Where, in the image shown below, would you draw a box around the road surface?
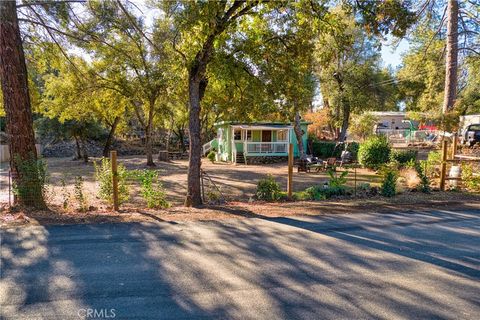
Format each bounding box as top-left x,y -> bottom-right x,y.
1,209 -> 479,319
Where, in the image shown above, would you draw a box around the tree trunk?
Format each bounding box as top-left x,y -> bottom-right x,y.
333,72 -> 349,142
102,116 -> 120,157
442,0 -> 458,115
338,101 -> 350,142
185,76 -> 204,207
293,111 -> 306,159
73,135 -> 82,160
80,137 -> 88,163
145,101 -> 155,166
0,1 -> 45,207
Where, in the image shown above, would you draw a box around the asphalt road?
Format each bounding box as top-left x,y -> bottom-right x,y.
1,209 -> 479,320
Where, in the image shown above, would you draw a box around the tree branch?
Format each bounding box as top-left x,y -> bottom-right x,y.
16,0 -> 86,8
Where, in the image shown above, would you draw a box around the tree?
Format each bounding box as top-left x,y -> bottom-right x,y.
442,0 -> 459,114
0,1 -> 45,207
303,109 -> 330,139
167,1 -> 261,206
315,8 -> 397,142
349,112 -> 378,141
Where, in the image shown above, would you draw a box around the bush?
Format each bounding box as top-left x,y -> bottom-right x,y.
207,150 -> 216,163
12,155 -> 48,207
136,170 -> 170,208
461,164 -> 480,192
74,176 -> 88,211
301,184 -> 347,200
311,141 -> 360,160
390,149 -> 417,165
379,165 -> 398,197
412,161 -> 430,193
327,169 -> 348,188
94,158 -> 130,205
256,174 -> 281,201
358,135 -> 391,169
424,151 -> 442,178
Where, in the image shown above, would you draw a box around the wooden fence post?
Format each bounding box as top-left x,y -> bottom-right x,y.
439,140 -> 448,191
451,134 -> 458,160
110,150 -> 119,211
287,143 -> 293,199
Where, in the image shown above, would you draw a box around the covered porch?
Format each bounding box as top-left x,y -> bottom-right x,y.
231,125 -> 292,163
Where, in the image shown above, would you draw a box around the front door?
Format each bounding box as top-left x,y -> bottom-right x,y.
262,130 -> 272,142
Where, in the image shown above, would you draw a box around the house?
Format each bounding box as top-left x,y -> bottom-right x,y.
369,111 -> 411,130
206,121 -> 310,164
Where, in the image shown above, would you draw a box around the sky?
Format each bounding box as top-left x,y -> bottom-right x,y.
381,38 -> 410,69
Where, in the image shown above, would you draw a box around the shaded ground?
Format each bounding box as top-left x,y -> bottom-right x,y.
0,156 -> 380,208
1,208 -> 479,319
2,156 -> 479,228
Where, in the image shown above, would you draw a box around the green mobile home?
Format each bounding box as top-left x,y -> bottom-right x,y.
203,121 -> 310,164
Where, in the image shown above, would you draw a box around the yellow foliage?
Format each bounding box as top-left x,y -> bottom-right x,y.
303,109 -> 330,137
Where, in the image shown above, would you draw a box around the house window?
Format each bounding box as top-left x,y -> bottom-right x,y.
277,129 -> 288,141
233,129 -> 242,141
245,130 -> 252,141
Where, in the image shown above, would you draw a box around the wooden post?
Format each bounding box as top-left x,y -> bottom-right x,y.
200,169 -> 205,203
439,140 -> 448,191
287,143 -> 293,199
354,165 -> 357,198
451,134 -> 458,160
110,150 -> 119,211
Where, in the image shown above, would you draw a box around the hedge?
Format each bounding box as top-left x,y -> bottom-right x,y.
311,141 -> 360,160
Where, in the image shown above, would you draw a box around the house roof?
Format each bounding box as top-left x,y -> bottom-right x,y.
368,111 -> 406,117
214,121 -> 312,127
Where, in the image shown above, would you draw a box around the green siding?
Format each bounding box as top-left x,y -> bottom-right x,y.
213,122 -> 310,162
235,142 -> 243,152
252,130 -> 261,142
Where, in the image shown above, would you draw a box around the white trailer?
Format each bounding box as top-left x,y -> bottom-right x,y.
459,115 -> 480,146
459,115 -> 480,131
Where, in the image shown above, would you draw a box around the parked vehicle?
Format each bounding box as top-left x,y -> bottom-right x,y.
460,124 -> 480,147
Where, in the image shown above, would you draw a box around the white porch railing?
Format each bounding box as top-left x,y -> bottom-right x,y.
244,142 -> 288,154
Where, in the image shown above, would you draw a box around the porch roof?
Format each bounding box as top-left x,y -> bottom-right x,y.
214,121 -> 312,128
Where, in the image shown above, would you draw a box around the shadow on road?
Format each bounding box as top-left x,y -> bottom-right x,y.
1,209 -> 479,319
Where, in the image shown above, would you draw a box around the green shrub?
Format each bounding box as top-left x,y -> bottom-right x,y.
379,165 -> 398,197
312,141 -> 337,158
461,164 -> 480,192
256,174 -> 281,201
390,149 -> 417,165
207,150 -> 216,163
358,135 -> 391,169
74,176 -> 88,211
12,155 -> 48,207
311,141 -> 360,160
303,184 -> 347,200
413,161 -> 430,193
327,169 -> 348,188
424,151 -> 442,178
136,170 -> 170,208
94,158 -> 130,205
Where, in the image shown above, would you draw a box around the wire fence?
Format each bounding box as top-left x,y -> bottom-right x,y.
376,129 -> 444,146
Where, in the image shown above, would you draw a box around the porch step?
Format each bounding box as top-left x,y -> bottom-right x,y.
236,152 -> 245,164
